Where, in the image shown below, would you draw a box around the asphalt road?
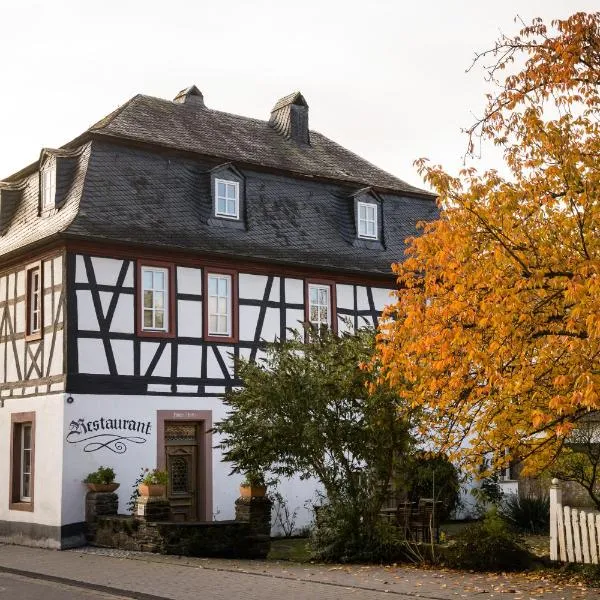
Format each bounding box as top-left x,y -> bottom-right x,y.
0,572 -> 134,599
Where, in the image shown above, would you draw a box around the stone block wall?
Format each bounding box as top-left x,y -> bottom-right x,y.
93,517 -> 269,558
85,492 -> 272,558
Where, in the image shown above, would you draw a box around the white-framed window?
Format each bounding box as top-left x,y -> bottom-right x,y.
141,266 -> 169,331
41,168 -> 56,209
308,283 -> 331,328
215,179 -> 239,219
207,273 -> 232,336
357,201 -> 378,239
26,266 -> 42,336
20,423 -> 32,502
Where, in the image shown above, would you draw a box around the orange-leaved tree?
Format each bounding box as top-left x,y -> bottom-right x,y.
376,12 -> 600,477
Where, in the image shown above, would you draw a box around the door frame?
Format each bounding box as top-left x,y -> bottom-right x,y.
156,410 -> 213,521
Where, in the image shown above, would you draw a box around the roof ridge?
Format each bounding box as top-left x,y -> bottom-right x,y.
85,92 -> 433,197
89,94 -> 143,132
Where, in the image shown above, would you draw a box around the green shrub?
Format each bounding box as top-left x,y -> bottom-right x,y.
310,502 -> 408,563
500,493 -> 550,534
142,468 -> 168,486
83,465 -> 116,484
405,453 -> 460,521
443,509 -> 533,571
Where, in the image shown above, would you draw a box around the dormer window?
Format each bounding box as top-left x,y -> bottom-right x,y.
215,179 -> 239,219
357,201 -> 377,239
41,167 -> 56,210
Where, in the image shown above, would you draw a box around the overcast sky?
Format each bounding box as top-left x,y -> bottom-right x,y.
0,1 -> 596,188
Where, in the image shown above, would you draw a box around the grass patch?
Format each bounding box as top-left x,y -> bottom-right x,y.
268,537 -> 311,562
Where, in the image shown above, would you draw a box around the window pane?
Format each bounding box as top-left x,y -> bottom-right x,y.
217,181 -> 226,197
22,474 -> 30,498
208,276 -> 217,295
217,297 -> 227,314
143,270 -> 153,289
218,277 -> 228,296
310,306 -> 318,322
155,291 -> 165,309
208,296 -> 217,314
154,271 -> 165,290
209,315 -> 218,333
219,315 -> 228,333
321,306 -> 328,322
23,449 -> 31,472
227,198 -> 236,215
143,290 -> 153,309
155,311 -> 164,329
23,425 -> 31,449
310,287 -> 318,303
144,310 -> 153,328
319,288 -> 328,305
359,204 -> 366,219
218,197 -> 227,214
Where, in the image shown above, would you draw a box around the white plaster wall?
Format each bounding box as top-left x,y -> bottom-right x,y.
371,287 -> 393,312
61,393 -> 319,532
336,284 -> 354,310
0,394 -> 65,528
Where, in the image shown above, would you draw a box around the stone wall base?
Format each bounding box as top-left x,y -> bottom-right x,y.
93,517 -> 270,558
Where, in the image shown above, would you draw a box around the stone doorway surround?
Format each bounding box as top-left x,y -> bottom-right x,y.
155,410 -> 213,521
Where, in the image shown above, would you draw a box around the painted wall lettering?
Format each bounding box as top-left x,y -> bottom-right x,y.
66,417 -> 150,453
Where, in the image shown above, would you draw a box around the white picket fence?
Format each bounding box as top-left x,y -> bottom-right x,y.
550,478 -> 600,563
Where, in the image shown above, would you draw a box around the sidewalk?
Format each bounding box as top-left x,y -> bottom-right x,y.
0,543 -> 595,599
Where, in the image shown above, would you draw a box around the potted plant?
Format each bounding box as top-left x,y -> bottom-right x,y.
83,466 -> 119,493
240,471 -> 267,498
138,468 -> 168,497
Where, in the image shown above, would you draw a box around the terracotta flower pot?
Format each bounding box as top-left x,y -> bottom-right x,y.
85,483 -> 120,493
240,484 -> 267,498
138,483 -> 166,497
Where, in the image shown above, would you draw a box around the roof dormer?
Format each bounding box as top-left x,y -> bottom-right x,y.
350,187 -> 384,248
0,182 -> 22,235
39,148 -> 79,214
208,163 -> 246,230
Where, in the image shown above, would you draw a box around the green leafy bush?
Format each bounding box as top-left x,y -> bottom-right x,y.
443,509 -> 533,571
500,493 -> 550,534
405,453 -> 460,521
83,466 -> 116,484
142,468 -> 168,486
310,501 -> 408,563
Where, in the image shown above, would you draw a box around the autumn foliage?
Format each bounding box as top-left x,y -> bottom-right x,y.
376,13 -> 600,476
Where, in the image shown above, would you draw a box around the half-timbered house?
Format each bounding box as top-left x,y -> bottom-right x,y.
0,86 -> 436,548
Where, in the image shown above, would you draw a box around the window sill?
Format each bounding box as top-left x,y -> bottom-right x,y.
204,333 -> 238,344
137,329 -> 175,339
9,501 -> 34,512
25,331 -> 43,342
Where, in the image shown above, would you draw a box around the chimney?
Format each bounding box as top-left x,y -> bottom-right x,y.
173,85 -> 205,107
269,92 -> 310,144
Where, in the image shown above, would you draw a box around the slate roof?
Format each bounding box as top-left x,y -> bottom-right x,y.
87,93 -> 432,196
0,88 -> 438,275
64,142 -> 438,275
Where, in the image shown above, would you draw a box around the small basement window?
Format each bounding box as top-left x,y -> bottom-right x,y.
357,202 -> 378,239
214,179 -> 239,219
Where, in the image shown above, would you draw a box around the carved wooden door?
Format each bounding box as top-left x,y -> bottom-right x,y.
164,422 -> 200,521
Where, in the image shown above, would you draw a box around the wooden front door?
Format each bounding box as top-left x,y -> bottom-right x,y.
164,421 -> 202,521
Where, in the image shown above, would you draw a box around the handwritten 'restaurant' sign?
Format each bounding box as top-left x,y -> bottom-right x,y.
66,417 -> 151,454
